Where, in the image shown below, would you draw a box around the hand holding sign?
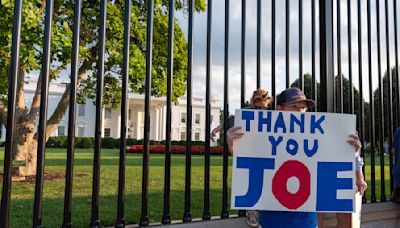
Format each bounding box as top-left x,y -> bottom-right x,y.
231,110 -> 357,213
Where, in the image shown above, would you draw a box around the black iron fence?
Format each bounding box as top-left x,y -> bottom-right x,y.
1,0 -> 399,227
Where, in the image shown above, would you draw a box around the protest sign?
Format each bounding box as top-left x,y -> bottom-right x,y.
231,109 -> 357,212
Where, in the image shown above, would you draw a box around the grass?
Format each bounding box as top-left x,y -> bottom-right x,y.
0,149 -> 234,227
0,149 -> 393,227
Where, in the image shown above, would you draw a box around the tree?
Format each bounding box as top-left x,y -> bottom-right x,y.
0,0 -> 206,177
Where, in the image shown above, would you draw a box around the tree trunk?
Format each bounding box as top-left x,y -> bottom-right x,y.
11,121 -> 37,177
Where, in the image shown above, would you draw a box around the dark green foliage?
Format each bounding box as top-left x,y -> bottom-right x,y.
46,136 -> 68,148
101,137 -> 118,149
76,137 -> 94,148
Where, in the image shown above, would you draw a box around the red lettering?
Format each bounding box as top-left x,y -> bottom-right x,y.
272,160 -> 311,209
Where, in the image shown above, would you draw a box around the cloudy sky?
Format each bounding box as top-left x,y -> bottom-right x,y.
173,0 -> 400,113
31,0 -> 400,114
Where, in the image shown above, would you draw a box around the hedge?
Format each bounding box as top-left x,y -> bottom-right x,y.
128,145 -> 225,155
45,136 -> 209,149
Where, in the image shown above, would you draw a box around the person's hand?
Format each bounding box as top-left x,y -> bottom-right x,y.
210,129 -> 217,142
226,126 -> 244,150
347,133 -> 362,152
356,178 -> 368,196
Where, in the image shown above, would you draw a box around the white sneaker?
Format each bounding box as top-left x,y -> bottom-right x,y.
246,210 -> 259,227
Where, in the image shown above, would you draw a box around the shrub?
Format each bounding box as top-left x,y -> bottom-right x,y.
46,136 -> 67,148
126,138 -> 137,146
101,137 -> 118,149
76,137 -> 93,148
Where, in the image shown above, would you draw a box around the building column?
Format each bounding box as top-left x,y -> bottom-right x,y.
101,108 -> 105,138
154,108 -> 159,141
136,111 -> 141,139
161,105 -> 166,140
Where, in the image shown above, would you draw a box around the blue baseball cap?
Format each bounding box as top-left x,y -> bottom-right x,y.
277,87 -> 315,108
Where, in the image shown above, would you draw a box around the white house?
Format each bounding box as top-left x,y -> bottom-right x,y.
0,81 -> 221,143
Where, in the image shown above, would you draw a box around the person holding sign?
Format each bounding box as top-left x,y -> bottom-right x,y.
227,87 -> 366,228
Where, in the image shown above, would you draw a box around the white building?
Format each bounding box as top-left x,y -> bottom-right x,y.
0,81 -> 221,142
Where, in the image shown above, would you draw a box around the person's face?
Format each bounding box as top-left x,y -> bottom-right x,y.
277,101 -> 308,112
252,97 -> 270,108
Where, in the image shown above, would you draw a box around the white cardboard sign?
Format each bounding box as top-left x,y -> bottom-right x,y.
231,109 -> 356,212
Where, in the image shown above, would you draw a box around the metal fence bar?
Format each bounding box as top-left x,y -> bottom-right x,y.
222,0 -> 230,219
376,0 -> 387,202
257,0 -> 261,88
312,0 -> 317,111
384,0 -> 394,195
286,0 -> 290,88
139,0 -> 154,225
299,0 -> 304,90
367,0 -> 377,203
32,0 -> 54,226
357,0 -> 367,203
272,0 -> 276,109
241,0 -> 246,108
203,0 -> 212,220
394,0 -> 400,129
0,0 -> 23,226
115,0 -> 131,226
348,0 -> 354,114
337,0 -> 343,113
183,0 -> 194,223
62,0 -> 82,227
319,0 -> 335,112
90,0 -> 107,226
162,0 -> 174,225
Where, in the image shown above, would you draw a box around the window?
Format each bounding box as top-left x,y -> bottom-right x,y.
104,128 -> 111,137
105,108 -> 112,119
128,109 -> 131,120
181,113 -> 186,123
58,126 -> 65,136
77,127 -> 85,137
195,113 -> 200,124
78,104 -> 85,116
181,131 -> 186,140
195,132 -> 200,140
211,115 -> 214,123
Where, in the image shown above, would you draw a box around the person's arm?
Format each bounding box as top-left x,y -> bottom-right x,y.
211,124 -> 223,141
392,148 -> 396,155
356,170 -> 367,195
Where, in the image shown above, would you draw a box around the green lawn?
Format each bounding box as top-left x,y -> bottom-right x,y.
0,149 -> 235,227
0,149 -> 393,227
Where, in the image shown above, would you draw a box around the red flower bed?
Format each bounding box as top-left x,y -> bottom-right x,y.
128,144 -> 226,155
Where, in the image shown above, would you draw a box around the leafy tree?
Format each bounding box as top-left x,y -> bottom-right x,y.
0,0 -> 205,176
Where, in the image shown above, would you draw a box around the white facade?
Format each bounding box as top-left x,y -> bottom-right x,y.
0,81 -> 221,142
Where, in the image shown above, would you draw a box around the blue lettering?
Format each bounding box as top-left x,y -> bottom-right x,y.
235,157 -> 275,207
286,139 -> 299,156
268,136 -> 283,156
258,111 -> 272,132
317,162 -> 353,211
242,111 -> 254,131
274,112 -> 287,133
290,113 -> 305,133
311,115 -> 325,134
304,139 -> 318,157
